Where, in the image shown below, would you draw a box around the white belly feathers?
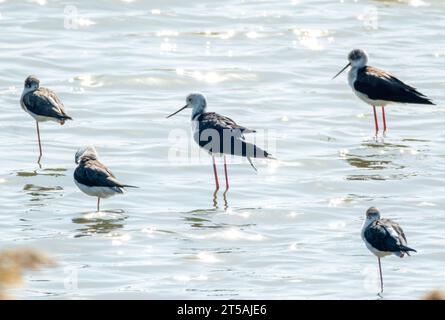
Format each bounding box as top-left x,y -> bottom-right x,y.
75,180 -> 123,199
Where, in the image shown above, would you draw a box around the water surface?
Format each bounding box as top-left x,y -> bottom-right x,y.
0,0 -> 444,299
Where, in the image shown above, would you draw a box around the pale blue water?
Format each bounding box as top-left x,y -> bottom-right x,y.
0,0 -> 444,299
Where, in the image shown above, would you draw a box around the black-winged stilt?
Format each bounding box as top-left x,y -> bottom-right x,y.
361,207 -> 416,293
74,146 -> 137,212
333,49 -> 434,135
20,75 -> 73,163
167,93 -> 274,191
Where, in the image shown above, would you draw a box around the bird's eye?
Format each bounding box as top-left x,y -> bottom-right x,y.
188,98 -> 192,102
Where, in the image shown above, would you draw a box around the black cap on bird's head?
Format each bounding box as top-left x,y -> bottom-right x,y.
24,75 -> 40,89
166,93 -> 207,119
365,207 -> 380,220
332,49 -> 369,79
348,49 -> 368,64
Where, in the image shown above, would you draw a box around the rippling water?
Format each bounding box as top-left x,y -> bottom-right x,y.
0,0 -> 444,299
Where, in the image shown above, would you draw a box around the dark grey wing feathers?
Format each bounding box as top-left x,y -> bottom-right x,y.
364,219 -> 416,253
196,112 -> 271,158
74,159 -> 126,188
354,66 -> 434,105
381,218 -> 407,245
23,87 -> 72,120
199,112 -> 256,135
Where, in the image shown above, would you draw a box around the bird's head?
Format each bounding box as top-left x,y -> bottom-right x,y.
348,49 -> 368,68
75,145 -> 98,164
24,75 -> 40,91
332,49 -> 369,79
166,93 -> 207,119
365,207 -> 381,221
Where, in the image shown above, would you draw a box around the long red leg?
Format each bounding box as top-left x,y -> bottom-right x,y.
378,257 -> 384,293
373,106 -> 379,135
97,197 -> 100,212
212,156 -> 219,191
382,107 -> 387,133
223,156 -> 229,190
36,121 -> 43,161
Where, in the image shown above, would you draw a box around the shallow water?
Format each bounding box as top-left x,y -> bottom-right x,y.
0,0 -> 444,299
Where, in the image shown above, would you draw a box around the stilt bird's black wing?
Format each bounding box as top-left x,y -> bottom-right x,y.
74,157 -> 126,189
354,66 -> 434,105
364,219 -> 416,253
23,87 -> 72,120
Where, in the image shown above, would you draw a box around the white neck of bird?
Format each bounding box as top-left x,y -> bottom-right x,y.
21,86 -> 36,98
191,104 -> 206,120
362,216 -> 379,229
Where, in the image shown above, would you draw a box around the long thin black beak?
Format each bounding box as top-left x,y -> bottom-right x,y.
166,105 -> 188,118
332,62 -> 351,80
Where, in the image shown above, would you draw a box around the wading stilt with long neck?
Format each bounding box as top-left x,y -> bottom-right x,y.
167,93 -> 274,192
333,49 -> 434,136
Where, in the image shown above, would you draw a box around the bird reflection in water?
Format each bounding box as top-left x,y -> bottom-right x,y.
23,184 -> 63,206
16,167 -> 66,178
72,210 -> 127,238
212,189 -> 229,210
361,140 -> 410,150
184,215 -> 220,229
343,156 -> 392,170
183,190 -> 229,229
340,138 -> 424,181
342,139 -> 412,170
18,168 -> 66,206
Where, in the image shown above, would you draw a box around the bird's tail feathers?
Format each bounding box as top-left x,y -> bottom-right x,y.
416,97 -> 435,105
401,245 -> 417,255
409,90 -> 435,105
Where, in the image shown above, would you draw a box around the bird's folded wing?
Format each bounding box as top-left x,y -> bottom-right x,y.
364,220 -> 404,252
380,218 -> 408,245
199,112 -> 255,139
75,160 -> 125,188
354,66 -> 430,102
23,88 -> 70,119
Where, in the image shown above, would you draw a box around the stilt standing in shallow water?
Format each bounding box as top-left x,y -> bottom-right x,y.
20,75 -> 73,164
361,207 -> 416,293
74,146 -> 138,212
333,49 -> 434,136
167,93 -> 275,191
